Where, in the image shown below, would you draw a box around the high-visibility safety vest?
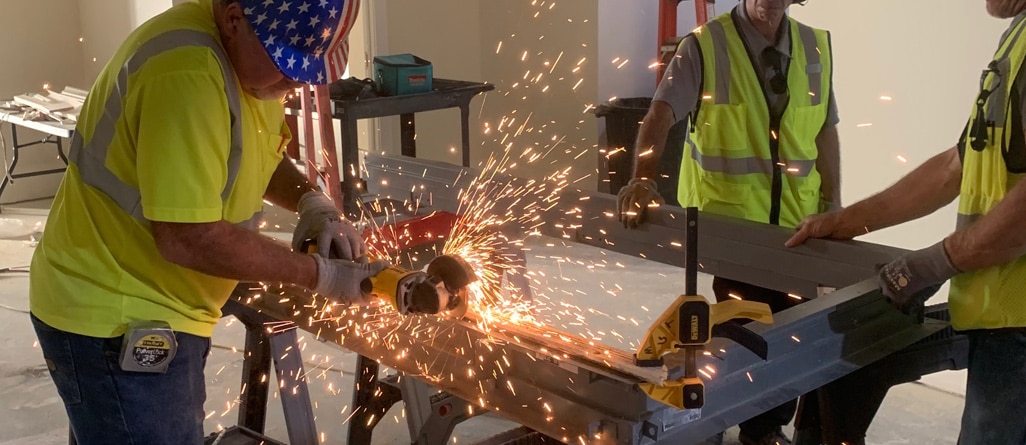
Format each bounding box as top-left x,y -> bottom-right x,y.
678,11 -> 832,228
950,13 -> 1026,331
30,0 -> 289,339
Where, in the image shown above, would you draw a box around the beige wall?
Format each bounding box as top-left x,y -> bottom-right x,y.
371,0 -> 483,166
372,1 -> 597,187
1,1 -> 170,206
0,0 -> 86,205
477,0 -> 598,186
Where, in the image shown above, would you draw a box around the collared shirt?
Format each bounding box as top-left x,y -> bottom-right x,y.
654,3 -> 839,127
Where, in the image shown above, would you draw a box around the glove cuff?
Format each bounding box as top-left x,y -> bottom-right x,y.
931,240 -> 962,276
298,191 -> 337,214
310,254 -> 332,296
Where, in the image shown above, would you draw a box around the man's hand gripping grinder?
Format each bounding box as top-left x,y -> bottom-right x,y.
304,239 -> 476,317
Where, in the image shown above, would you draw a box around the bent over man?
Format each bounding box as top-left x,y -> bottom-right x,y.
29,1 -> 383,443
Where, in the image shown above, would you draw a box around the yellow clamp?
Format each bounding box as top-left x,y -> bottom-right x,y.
635,294 -> 773,410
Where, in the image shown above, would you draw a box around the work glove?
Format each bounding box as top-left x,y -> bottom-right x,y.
292,191 -> 366,261
311,254 -> 389,306
877,241 -> 961,310
617,178 -> 664,229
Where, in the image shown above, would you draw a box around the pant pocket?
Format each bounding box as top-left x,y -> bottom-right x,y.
30,315 -> 83,406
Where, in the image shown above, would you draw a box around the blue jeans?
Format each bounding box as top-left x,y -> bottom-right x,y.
959,328 -> 1026,445
31,313 -> 210,445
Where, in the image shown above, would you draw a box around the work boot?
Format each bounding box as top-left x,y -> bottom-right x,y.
739,428 -> 792,445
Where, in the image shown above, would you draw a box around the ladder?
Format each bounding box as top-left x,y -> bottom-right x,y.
657,0 -> 716,83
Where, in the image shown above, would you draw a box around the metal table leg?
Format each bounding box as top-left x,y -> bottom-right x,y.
348,354 -> 403,443
0,124 -> 69,210
400,112 -> 416,158
237,320 -> 272,433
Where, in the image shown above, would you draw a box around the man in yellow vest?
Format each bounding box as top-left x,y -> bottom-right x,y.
786,2 -> 1026,443
617,1 -> 840,444
28,1 -> 386,443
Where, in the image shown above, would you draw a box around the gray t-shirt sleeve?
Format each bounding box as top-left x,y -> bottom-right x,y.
653,35 -> 703,124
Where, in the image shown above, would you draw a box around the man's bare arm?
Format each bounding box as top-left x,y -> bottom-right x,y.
631,100 -> 677,180
152,220 -> 318,291
815,125 -> 842,207
264,156 -> 319,212
946,161 -> 1026,271
787,147 -> 962,246
849,147 -> 962,232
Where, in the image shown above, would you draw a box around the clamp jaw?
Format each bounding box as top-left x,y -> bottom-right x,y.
633,208 -> 774,410
635,294 -> 772,409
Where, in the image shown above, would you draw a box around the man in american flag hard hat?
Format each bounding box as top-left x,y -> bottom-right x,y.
28,1 -> 384,443
241,0 -> 360,85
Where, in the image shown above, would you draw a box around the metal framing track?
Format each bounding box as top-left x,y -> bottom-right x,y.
230,154 -> 955,444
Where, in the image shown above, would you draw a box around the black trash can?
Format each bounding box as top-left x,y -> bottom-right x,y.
593,97 -> 684,206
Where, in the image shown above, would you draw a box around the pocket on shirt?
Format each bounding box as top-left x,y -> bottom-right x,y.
695,104 -> 748,153
262,132 -> 287,175
698,175 -> 752,219
783,106 -> 823,159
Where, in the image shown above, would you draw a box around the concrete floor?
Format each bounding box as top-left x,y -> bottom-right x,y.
0,205 -> 967,444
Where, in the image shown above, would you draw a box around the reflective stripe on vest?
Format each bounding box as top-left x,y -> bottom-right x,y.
688,143 -> 816,177
68,29 -> 244,224
950,12 -> 1026,330
705,20 -> 733,105
680,13 -> 831,228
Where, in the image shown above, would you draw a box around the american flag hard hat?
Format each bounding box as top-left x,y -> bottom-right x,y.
241,0 -> 360,85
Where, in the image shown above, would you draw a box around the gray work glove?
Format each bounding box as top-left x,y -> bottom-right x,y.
311,254 -> 389,306
617,178 -> 665,229
877,241 -> 961,309
292,191 -> 366,261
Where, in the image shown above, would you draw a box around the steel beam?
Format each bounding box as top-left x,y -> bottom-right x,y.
220,155 -> 955,444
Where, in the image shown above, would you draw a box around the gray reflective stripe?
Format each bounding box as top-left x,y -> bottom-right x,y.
796,23 -> 822,106
69,29 -> 244,222
706,20 -> 732,105
70,132 -> 147,220
690,144 -> 816,177
957,213 -> 982,228
999,14 -> 1026,59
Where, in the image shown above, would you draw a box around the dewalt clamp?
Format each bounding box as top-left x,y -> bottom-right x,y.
634,208 -> 773,410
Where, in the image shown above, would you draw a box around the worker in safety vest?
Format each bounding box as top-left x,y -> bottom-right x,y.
28,1 -> 385,443
787,1 -> 1026,444
617,1 -> 841,444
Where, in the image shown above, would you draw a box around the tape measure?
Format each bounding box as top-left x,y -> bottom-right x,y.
119,320 -> 178,373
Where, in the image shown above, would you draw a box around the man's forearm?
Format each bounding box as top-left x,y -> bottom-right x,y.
816,125 -> 842,206
946,175 -> 1026,271
844,147 -> 962,234
632,100 -> 676,179
153,220 -> 318,291
265,156 -> 319,212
